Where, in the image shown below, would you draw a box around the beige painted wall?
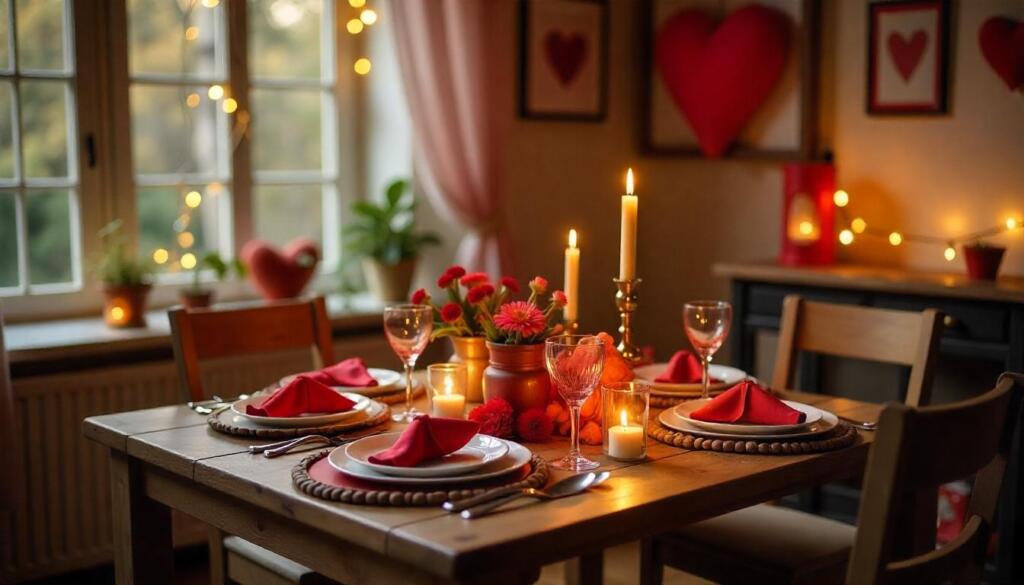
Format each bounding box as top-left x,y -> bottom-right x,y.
499,0 -> 1023,360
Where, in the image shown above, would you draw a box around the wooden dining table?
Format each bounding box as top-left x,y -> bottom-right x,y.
83,387 -> 883,585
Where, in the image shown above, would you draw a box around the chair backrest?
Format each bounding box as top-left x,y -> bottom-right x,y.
847,372 -> 1024,585
169,297 -> 335,401
771,295 -> 943,407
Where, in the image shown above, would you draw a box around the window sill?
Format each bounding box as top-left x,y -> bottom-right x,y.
5,293 -> 387,372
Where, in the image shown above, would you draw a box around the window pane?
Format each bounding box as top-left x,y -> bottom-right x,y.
0,1 -> 11,72
15,0 -> 66,72
254,183 -> 322,247
20,80 -> 69,178
138,184 -> 225,272
128,0 -> 223,78
0,82 -> 14,179
251,88 -> 321,171
249,0 -> 322,81
26,189 -> 72,285
131,84 -> 222,175
0,192 -> 16,287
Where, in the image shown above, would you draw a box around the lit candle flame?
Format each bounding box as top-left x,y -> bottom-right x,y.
443,376 -> 453,396
568,228 -> 578,249
620,409 -> 628,427
625,168 -> 634,195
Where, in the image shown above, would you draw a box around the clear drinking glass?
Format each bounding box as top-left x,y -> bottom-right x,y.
383,304 -> 433,423
683,301 -> 733,400
545,335 -> 605,471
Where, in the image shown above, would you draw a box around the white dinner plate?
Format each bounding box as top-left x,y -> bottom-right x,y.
231,392 -> 371,428
673,399 -> 823,435
329,439 -> 531,485
658,407 -> 838,440
345,433 -> 509,478
280,368 -> 403,397
634,363 -> 747,396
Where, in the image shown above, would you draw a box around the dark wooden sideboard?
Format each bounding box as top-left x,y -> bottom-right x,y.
714,261 -> 1024,585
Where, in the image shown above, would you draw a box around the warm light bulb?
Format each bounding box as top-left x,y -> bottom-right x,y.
851,217 -> 866,234
620,409 -> 628,427
839,229 -> 854,245
354,58 -> 372,75
201,0 -> 219,7
626,168 -> 634,195
798,221 -> 814,236
181,253 -> 197,269
178,232 -> 195,248
110,306 -> 125,321
222,98 -> 238,113
185,190 -> 202,208
1008,217 -> 1020,230
207,85 -> 224,100
568,228 -> 577,249
152,248 -> 169,264
349,0 -> 365,6
360,9 -> 378,25
346,18 -> 364,34
889,232 -> 903,246
185,92 -> 201,108
944,245 -> 957,262
207,182 -> 223,194
185,26 -> 199,41
833,189 -> 849,208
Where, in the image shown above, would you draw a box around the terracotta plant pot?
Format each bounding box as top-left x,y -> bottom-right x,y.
102,284 -> 152,328
180,289 -> 214,309
963,245 -> 1006,281
362,258 -> 416,302
449,336 -> 488,403
482,342 -> 551,414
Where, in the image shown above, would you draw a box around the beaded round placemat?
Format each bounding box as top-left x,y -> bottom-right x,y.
648,421 -> 858,455
292,450 -> 550,506
208,398 -> 392,438
650,395 -> 699,408
371,385 -> 426,405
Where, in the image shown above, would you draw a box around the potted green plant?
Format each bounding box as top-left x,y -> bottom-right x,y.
95,220 -> 153,328
344,178 -> 440,302
180,252 -> 246,309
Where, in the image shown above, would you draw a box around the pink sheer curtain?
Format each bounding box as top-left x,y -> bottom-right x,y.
391,0 -> 515,277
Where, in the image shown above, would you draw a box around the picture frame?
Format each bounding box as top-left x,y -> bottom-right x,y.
867,0 -> 950,115
519,0 -> 609,121
640,0 -> 820,159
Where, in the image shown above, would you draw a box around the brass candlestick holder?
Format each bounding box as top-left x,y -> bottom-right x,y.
563,319 -> 580,334
613,278 -> 643,364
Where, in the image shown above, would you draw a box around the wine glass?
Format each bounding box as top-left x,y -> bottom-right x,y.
683,301 -> 732,400
545,334 -> 604,471
383,304 -> 433,422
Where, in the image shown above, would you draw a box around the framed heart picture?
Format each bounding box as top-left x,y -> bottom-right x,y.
519,0 -> 609,121
867,0 -> 950,115
641,0 -> 820,159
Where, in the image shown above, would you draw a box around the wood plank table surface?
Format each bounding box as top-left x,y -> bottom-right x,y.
83,382 -> 883,585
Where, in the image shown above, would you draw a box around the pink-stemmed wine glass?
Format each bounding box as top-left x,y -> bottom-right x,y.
545,335 -> 604,471
383,304 -> 433,422
683,301 -> 732,400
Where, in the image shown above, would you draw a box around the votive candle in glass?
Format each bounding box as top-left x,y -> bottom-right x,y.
427,363 -> 467,419
602,381 -> 649,461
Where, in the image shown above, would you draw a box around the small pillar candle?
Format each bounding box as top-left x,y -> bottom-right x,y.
607,410 -> 645,460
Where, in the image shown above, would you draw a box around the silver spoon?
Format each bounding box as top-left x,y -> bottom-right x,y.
838,415 -> 878,431
460,471 -> 610,519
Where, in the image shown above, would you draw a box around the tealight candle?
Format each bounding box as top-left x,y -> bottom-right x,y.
602,381 -> 649,461
427,363 -> 467,419
432,377 -> 466,418
608,410 -> 644,460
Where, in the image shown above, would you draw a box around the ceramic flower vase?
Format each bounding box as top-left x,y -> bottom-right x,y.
482,342 -> 551,414
963,245 -> 1006,281
449,336 -> 488,402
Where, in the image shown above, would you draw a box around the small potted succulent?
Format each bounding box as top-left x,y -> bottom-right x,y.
962,240 -> 1006,281
95,220 -> 153,328
180,252 -> 246,309
344,178 -> 440,302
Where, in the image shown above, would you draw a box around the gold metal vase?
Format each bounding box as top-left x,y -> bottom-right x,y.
448,336 -> 488,403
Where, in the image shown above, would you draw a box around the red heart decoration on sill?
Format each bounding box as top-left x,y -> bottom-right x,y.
655,4 -> 790,158
241,238 -> 320,301
979,16 -> 1024,91
888,30 -> 928,82
544,30 -> 588,86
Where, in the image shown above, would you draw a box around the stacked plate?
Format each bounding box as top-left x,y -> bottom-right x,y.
280,369 -> 422,399
634,363 -> 748,397
231,391 -> 375,428
329,433 -> 532,485
659,398 -> 839,440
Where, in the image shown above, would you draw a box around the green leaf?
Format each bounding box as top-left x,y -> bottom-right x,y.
385,179 -> 409,208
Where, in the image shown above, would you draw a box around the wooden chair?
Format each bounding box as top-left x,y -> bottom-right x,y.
169,297 -> 339,585
641,295 -> 944,585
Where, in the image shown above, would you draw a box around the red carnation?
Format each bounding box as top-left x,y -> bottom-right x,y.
466,283 -> 495,303
516,408 -> 554,442
437,265 -> 467,288
440,302 -> 463,323
551,290 -> 567,307
468,398 -> 515,438
460,272 -> 489,287
500,276 -> 520,293
410,288 -> 429,305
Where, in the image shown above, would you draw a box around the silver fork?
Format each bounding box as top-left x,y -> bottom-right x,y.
838,416 -> 878,431
250,429 -> 387,458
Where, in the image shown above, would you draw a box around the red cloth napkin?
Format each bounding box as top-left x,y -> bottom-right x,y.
690,381 -> 806,425
368,416 -> 480,467
302,357 -> 378,387
246,375 -> 356,417
656,350 -> 720,383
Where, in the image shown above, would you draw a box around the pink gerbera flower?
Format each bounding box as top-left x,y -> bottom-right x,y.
493,301 -> 547,337
460,272 -> 490,287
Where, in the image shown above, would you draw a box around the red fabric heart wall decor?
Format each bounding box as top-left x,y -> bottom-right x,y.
544,31 -> 588,86
979,16 -> 1024,90
241,238 -> 320,301
655,4 -> 790,158
888,30 -> 928,81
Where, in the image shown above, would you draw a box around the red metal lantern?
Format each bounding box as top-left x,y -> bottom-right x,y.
779,162 -> 836,266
